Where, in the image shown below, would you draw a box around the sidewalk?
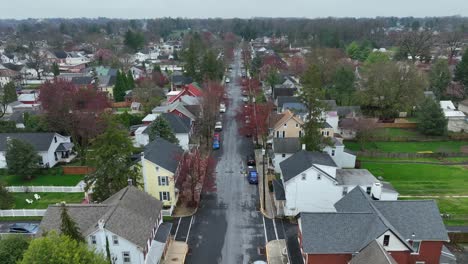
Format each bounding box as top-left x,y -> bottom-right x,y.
266,239 -> 289,264
163,239 -> 188,264
255,149 -> 275,219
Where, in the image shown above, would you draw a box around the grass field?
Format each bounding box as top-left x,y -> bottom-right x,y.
13,192 -> 85,209
360,162 -> 468,196
359,156 -> 468,163
400,197 -> 468,226
0,174 -> 83,186
346,141 -> 467,153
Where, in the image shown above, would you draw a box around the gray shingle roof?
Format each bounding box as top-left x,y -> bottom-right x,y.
279,150 -> 337,182
273,138 -> 301,154
272,179 -> 285,200
350,240 -> 397,264
337,106 -> 361,117
39,186 -> 163,249
277,96 -> 301,108
154,222 -> 172,243
336,169 -> 379,186
144,137 -> 183,173
161,113 -> 191,134
0,133 -> 56,151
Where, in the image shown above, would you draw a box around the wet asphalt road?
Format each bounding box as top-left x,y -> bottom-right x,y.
184,50 -> 267,264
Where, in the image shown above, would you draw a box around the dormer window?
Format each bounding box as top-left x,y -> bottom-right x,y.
411,240 -> 421,254
383,235 -> 390,246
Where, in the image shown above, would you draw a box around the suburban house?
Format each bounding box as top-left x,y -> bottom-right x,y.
270,110 -> 304,139
0,67 -> 18,86
275,150 -> 398,216
297,187 -> 451,264
459,99 -> 468,114
39,186 -> 172,264
167,83 -> 202,103
171,72 -> 192,91
135,113 -> 192,150
322,137 -> 356,168
0,133 -> 74,168
271,138 -> 301,173
142,138 -> 184,211
152,101 -> 196,121
440,100 -> 468,132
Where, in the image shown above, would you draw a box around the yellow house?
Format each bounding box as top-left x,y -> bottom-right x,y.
142,138 -> 184,209
272,110 -> 304,138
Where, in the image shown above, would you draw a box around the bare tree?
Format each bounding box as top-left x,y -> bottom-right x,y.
443,31 -> 463,64
399,30 -> 434,63
26,49 -> 47,80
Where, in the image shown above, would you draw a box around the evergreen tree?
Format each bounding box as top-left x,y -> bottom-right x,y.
416,98 -> 448,136
430,59 -> 451,99
113,70 -> 126,102
331,66 -> 355,105
147,116 -> 179,144
60,203 -> 84,242
0,235 -> 30,264
0,182 -> 14,209
6,139 -> 41,180
3,81 -> 18,106
127,70 -> 135,89
84,119 -> 141,202
153,64 -> 161,73
300,65 -> 326,151
52,62 -> 60,77
454,49 -> 468,93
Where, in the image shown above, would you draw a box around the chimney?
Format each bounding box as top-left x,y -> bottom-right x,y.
98,219 -> 105,229
302,144 -> 306,150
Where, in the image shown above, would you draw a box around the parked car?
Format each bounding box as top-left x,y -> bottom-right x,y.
213,139 -> 220,150
214,132 -> 220,141
9,223 -> 39,234
247,166 -> 258,184
247,155 -> 256,166
220,103 -> 226,113
242,96 -> 249,103
215,121 -> 223,131
225,77 -> 230,83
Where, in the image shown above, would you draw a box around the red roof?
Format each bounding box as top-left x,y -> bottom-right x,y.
168,83 -> 202,103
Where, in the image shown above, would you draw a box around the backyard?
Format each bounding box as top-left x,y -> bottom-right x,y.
347,140 -> 468,153
0,174 -> 83,186
12,192 -> 85,209
399,197 -> 468,226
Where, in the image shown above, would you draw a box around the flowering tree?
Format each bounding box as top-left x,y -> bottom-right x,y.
236,102 -> 273,145
39,80 -> 110,164
197,81 -> 225,148
176,149 -> 217,207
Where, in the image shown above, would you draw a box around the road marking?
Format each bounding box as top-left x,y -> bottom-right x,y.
262,216 -> 268,244
272,218 -> 279,240
174,217 -> 182,239
185,215 -> 194,243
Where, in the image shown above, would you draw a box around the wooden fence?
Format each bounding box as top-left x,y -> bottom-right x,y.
375,122 -> 418,129
0,209 -> 46,217
6,185 -> 85,193
62,166 -> 95,175
112,101 -> 131,108
449,232 -> 468,243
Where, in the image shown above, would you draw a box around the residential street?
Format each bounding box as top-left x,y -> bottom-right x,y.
184,50 -> 267,263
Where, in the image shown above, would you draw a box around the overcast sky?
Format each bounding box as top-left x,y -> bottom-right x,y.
1,0 -> 467,19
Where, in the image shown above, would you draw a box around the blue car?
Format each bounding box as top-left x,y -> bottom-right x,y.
213,139 -> 220,149
9,223 -> 39,234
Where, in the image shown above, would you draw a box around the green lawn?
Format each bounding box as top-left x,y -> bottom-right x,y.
360,162 -> 468,195
346,141 -> 468,153
116,107 -> 131,112
400,197 -> 468,226
359,156 -> 468,163
13,192 -> 85,209
1,174 -> 83,186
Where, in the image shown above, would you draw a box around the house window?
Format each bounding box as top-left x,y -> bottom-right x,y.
331,150 -> 335,156
342,187 -> 348,196
321,131 -> 324,136
295,123 -> 299,128
122,252 -> 131,263
158,176 -> 169,186
317,174 -> 321,180
283,123 -> 287,127
412,241 -> 421,254
282,154 -> 286,158
282,131 -> 285,138
366,186 -> 372,195
54,136 -> 57,143
301,173 -> 306,180
276,131 -> 279,138
383,235 -> 390,246
90,235 -> 97,244
326,131 -> 330,136
299,131 -> 302,137
159,191 -> 171,201
112,235 -> 118,246
155,166 -> 159,171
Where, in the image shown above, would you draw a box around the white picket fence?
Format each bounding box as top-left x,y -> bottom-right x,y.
0,209 -> 46,217
6,186 -> 84,193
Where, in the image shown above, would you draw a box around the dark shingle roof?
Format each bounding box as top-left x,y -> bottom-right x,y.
154,222 -> 172,243
161,113 -> 191,134
272,179 -> 285,200
144,137 -> 183,173
273,87 -> 296,99
350,240 -> 397,264
71,76 -> 93,86
53,51 -> 68,59
279,150 -> 337,182
277,96 -> 301,108
273,138 -> 301,154
0,133 -> 56,151
39,186 -> 163,249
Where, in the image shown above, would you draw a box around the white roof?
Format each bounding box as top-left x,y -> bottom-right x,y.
440,100 -> 456,110
134,126 -> 148,135
18,93 -> 38,102
142,114 -> 158,122
443,110 -> 466,118
167,90 -> 180,96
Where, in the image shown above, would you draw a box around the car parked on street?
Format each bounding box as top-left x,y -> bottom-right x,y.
215,121 -> 223,131
9,223 -> 39,234
247,155 -> 256,166
220,103 -> 226,113
247,166 -> 258,184
213,138 -> 220,149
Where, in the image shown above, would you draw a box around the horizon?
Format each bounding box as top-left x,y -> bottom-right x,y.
1,0 -> 467,20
